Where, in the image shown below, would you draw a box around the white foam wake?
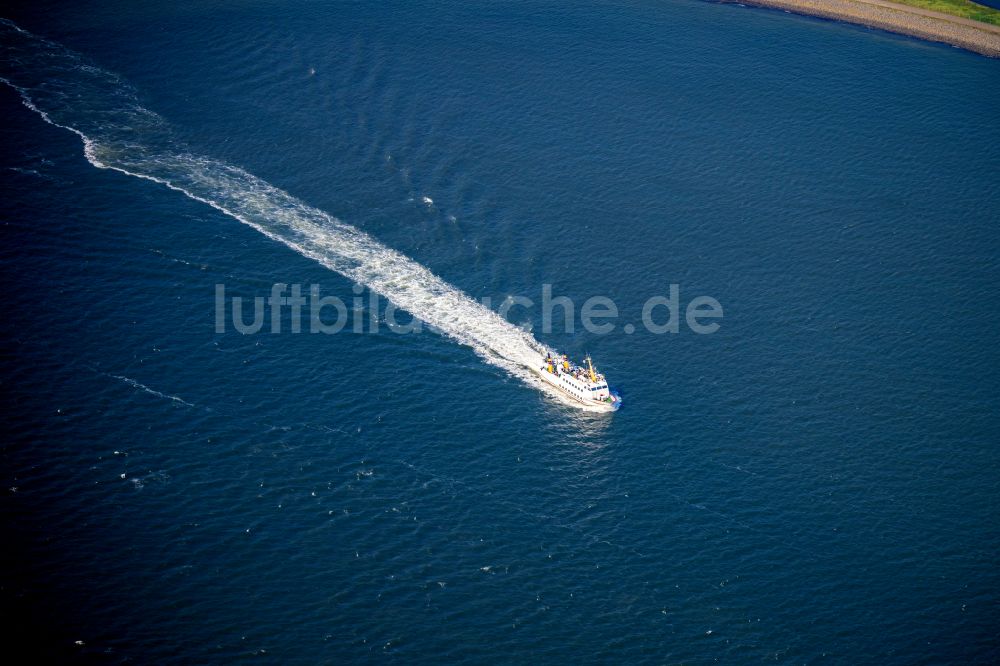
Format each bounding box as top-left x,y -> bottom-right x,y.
110,375 -> 195,408
1,20 -> 608,412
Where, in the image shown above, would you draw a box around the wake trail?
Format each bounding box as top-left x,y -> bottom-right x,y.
109,375 -> 196,408
0,20 -> 600,412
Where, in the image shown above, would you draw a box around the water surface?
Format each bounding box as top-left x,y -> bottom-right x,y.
2,1 -> 999,663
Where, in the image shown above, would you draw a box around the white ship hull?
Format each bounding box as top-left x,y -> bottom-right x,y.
532,355 -> 621,412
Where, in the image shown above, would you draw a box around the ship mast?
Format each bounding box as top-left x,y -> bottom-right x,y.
585,355 -> 597,382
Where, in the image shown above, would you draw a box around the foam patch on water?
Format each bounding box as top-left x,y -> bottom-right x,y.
1,20 -> 609,412
110,375 -> 195,407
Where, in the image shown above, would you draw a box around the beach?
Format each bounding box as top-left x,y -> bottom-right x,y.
737,0 -> 1000,56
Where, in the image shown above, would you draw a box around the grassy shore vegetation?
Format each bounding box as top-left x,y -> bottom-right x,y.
889,0 -> 1000,25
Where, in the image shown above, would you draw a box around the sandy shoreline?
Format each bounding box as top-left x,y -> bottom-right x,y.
733,0 -> 1000,57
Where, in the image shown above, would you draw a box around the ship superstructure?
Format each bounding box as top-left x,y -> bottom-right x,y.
534,352 -> 621,411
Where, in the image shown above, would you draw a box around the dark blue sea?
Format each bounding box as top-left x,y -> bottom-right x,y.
2,1 -> 999,663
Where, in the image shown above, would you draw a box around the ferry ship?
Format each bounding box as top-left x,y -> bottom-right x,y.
534,352 -> 621,412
